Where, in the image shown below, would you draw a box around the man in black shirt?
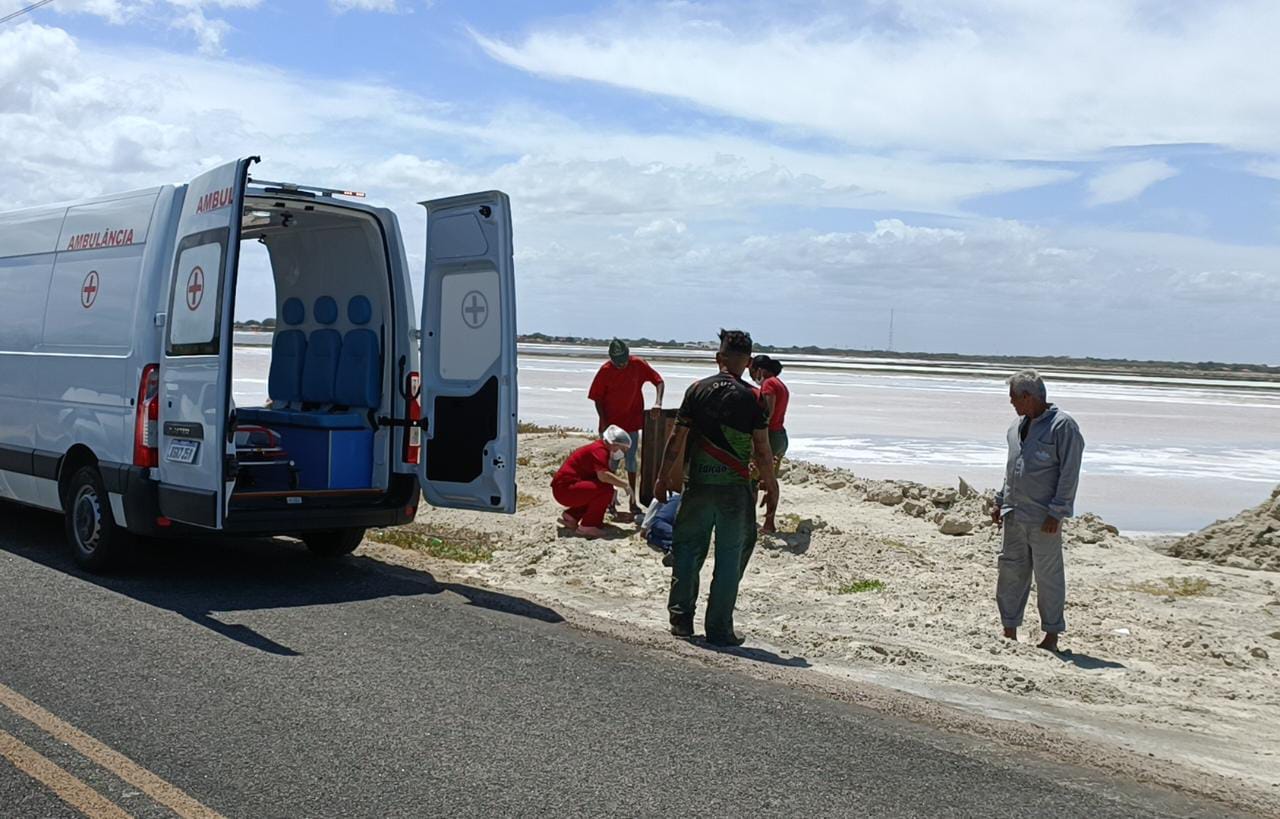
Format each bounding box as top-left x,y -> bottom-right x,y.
655,329 -> 779,646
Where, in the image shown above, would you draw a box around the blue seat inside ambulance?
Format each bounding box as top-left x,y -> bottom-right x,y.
266,296 -> 307,401
237,295 -> 381,490
335,295 -> 380,409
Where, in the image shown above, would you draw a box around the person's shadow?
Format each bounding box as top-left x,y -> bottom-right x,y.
1050,649 -> 1126,670
697,639 -> 811,668
758,529 -> 812,555
2,505 -> 563,658
556,523 -> 634,541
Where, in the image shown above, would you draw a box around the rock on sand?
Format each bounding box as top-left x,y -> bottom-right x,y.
1163,485 -> 1280,572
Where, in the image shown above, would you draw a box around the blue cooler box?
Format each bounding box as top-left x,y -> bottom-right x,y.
278,427 -> 374,490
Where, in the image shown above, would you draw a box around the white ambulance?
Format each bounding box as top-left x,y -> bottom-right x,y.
0,157 -> 517,570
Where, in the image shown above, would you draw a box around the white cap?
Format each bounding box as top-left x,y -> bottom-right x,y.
602,425 -> 632,448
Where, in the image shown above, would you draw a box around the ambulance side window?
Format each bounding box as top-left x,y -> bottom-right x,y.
166,228 -> 227,356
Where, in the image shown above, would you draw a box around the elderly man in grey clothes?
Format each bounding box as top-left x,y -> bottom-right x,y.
990,369 -> 1085,652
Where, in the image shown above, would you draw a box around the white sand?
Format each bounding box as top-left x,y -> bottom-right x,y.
362,432 -> 1280,809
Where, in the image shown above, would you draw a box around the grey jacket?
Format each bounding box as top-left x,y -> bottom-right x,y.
995,405 -> 1085,523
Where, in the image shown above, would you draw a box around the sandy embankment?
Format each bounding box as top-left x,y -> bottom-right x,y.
362,432 -> 1280,811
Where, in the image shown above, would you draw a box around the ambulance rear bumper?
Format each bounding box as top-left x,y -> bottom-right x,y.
116,471 -> 418,537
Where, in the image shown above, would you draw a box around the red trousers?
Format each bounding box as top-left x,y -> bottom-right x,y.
552,480 -> 614,527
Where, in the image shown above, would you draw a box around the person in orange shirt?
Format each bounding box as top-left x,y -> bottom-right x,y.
587,339 -> 665,517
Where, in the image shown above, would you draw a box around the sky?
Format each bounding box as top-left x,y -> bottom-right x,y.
1,0 -> 1278,363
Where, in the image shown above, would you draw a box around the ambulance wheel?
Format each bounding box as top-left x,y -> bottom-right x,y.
303,527 -> 365,557
64,466 -> 129,572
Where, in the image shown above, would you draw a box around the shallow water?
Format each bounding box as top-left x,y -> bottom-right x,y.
232,341 -> 1280,534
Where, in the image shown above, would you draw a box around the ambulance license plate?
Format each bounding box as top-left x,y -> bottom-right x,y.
165,440 -> 200,464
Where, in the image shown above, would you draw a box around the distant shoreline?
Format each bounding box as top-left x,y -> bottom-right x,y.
512,340 -> 1280,390
517,332 -> 1280,380
231,326 -> 1280,389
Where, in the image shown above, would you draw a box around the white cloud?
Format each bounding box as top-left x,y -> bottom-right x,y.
168,9 -> 230,54
33,1 -> 132,23
353,117 -> 1077,218
330,0 -> 398,12
1086,159 -> 1178,205
0,21 -> 407,199
1248,159 -> 1280,181
0,0 -> 262,53
0,11 -> 1076,217
328,0 -> 434,12
517,213 -> 1280,359
1169,269 -> 1275,303
634,218 -> 686,239
473,1 -> 1280,158
0,19 -> 1276,361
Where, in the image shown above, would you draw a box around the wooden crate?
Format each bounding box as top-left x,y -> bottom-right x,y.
638,409 -> 678,507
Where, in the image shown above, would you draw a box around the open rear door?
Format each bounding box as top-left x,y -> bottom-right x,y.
418,191 -> 517,513
157,156 -> 256,528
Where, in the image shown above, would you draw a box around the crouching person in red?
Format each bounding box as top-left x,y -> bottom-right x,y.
552,426 -> 634,538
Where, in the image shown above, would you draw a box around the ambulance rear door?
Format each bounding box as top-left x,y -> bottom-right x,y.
417,191 -> 517,513
157,156 -> 256,528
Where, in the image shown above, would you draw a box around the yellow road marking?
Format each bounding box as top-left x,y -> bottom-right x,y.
0,682 -> 225,819
0,729 -> 132,819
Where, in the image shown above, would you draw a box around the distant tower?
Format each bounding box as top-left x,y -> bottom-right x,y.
888,308 -> 895,352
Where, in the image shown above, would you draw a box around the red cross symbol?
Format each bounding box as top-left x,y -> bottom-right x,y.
81,270 -> 99,309
186,266 -> 205,311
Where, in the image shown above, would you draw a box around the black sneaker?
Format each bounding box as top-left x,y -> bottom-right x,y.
706,631 -> 746,647
670,615 -> 694,638
661,551 -> 674,568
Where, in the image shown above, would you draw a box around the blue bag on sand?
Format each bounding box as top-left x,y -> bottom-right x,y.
641,494 -> 681,553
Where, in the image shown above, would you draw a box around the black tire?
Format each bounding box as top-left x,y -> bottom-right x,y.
302,527 -> 365,557
63,465 -> 130,572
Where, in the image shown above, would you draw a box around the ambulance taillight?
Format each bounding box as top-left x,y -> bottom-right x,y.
405,371 -> 422,465
133,363 -> 160,468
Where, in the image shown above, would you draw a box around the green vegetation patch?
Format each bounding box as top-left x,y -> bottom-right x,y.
1129,576 -> 1212,597
516,491 -> 541,511
838,578 -> 885,594
368,523 -> 497,563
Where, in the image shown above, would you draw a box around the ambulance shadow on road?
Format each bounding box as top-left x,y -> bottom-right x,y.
2,505 -> 564,657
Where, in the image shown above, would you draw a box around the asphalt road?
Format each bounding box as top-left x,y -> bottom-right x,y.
0,502 -> 1248,818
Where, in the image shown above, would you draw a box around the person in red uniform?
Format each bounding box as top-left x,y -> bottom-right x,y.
551,426 -> 634,538
587,339 -> 665,517
749,355 -> 790,533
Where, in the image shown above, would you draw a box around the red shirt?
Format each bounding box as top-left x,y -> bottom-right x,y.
552,440 -> 610,488
587,356 -> 663,432
760,376 -> 789,432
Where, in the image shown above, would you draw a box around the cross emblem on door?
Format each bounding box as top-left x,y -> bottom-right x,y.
80,270 -> 99,309
462,290 -> 489,329
186,266 -> 205,311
